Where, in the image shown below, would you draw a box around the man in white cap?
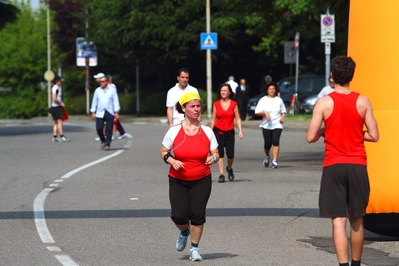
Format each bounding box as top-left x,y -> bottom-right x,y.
90,75 -> 120,150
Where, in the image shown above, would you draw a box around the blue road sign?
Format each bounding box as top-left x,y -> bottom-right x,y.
200,32 -> 218,50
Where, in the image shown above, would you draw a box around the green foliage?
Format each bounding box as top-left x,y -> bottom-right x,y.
0,0 -> 350,119
0,89 -> 47,118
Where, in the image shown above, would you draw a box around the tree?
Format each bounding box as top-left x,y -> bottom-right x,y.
0,0 -> 19,29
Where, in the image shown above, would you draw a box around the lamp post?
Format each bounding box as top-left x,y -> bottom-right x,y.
47,0 -> 51,109
206,0 -> 212,118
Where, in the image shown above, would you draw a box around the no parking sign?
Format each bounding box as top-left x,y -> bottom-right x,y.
321,14 -> 335,43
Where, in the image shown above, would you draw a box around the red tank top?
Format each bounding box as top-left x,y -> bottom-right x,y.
323,91 -> 366,167
214,99 -> 236,131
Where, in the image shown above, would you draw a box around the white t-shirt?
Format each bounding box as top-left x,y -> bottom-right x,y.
51,84 -> 62,107
254,96 -> 287,130
317,85 -> 334,98
166,84 -> 198,126
226,80 -> 238,94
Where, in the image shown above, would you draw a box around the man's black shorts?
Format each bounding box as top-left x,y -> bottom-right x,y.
319,164 -> 370,218
51,106 -> 63,121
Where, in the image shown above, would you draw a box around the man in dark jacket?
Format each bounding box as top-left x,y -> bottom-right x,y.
235,78 -> 250,121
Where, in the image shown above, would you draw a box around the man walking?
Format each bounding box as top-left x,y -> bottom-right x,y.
166,68 -> 199,128
235,78 -> 250,121
306,55 -> 379,266
90,75 -> 121,150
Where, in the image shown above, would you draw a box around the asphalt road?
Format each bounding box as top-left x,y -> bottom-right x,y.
0,116 -> 398,266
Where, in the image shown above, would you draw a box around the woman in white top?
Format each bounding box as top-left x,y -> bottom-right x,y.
254,82 -> 287,168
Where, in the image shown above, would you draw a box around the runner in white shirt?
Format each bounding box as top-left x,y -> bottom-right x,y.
166,68 -> 200,127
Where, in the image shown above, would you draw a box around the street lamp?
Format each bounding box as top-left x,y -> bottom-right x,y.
44,0 -> 54,116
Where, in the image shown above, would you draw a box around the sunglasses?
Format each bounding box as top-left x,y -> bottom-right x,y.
100,80 -> 107,83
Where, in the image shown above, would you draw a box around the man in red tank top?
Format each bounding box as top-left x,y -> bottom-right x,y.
306,56 -> 379,266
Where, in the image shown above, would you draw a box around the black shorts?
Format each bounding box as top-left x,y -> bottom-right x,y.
319,164 -> 370,218
213,127 -> 235,159
169,175 -> 212,226
51,106 -> 63,121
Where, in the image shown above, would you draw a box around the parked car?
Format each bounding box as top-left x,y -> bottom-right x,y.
301,94 -> 319,114
247,75 -> 325,118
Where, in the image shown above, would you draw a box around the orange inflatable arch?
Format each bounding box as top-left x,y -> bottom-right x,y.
348,0 -> 399,236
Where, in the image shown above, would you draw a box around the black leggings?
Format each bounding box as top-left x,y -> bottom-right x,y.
169,175 -> 212,226
262,128 -> 282,149
213,127 -> 235,159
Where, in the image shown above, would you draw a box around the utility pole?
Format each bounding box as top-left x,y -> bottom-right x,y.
206,0 -> 212,118
44,0 -> 54,117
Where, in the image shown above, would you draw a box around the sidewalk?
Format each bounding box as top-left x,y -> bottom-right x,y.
0,115 -> 309,131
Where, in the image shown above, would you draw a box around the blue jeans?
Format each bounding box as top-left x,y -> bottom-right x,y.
96,110 -> 114,146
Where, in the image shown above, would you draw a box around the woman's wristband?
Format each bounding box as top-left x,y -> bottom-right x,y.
163,152 -> 174,164
213,155 -> 218,163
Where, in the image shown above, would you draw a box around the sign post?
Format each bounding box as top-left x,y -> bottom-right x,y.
321,13 -> 335,86
284,41 -> 295,76
201,0 -> 218,118
290,32 -> 300,115
76,37 -> 98,115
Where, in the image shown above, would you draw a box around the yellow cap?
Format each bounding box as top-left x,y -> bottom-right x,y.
178,92 -> 200,106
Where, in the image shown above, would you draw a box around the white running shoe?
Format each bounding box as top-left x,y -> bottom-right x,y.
189,247 -> 203,261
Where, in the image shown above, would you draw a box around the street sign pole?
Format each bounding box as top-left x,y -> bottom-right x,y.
291,32 -> 300,115
206,0 -> 212,119
321,12 -> 335,86
85,56 -> 90,115
325,42 -> 331,86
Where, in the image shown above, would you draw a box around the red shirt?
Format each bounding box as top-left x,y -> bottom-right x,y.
214,99 -> 237,131
323,91 -> 366,167
168,127 -> 212,181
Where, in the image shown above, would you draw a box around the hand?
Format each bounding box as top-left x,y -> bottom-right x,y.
264,111 -> 271,121
239,132 -> 243,139
91,113 -> 96,121
205,156 -> 215,166
170,159 -> 184,170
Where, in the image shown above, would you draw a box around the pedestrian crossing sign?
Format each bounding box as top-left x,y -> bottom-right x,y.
200,32 -> 218,50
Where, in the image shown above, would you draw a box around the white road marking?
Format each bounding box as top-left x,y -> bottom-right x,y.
55,255 -> 79,266
47,246 -> 62,252
33,147 -> 129,265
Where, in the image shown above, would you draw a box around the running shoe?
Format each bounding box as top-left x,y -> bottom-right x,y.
52,137 -> 61,142
60,136 -> 70,142
226,167 -> 234,181
218,174 -> 225,183
263,156 -> 270,168
189,247 -> 203,261
272,160 -> 279,169
176,229 -> 189,251
117,133 -> 128,139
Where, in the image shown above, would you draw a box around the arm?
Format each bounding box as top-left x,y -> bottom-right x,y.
256,110 -> 271,120
205,148 -> 220,166
279,99 -> 287,123
234,105 -> 243,139
113,90 -> 120,119
166,106 -> 173,128
209,103 -> 216,129
90,90 -> 98,121
361,96 -> 379,142
160,145 -> 185,170
254,97 -> 270,119
306,99 -> 325,143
